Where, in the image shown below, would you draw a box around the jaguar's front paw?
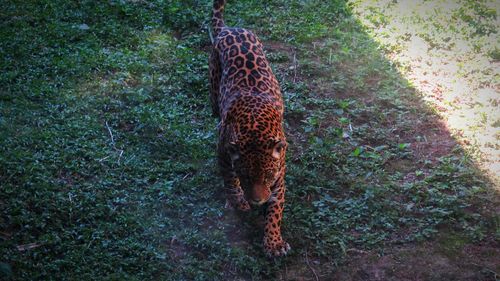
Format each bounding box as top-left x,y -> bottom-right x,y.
226,198 -> 251,212
264,239 -> 291,257
236,200 -> 251,212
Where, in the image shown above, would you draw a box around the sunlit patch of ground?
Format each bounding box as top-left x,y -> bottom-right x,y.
351,0 -> 500,186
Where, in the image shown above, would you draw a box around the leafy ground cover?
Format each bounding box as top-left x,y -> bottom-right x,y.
0,0 -> 498,280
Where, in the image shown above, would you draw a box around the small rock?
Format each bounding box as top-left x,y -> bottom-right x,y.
78,23 -> 90,30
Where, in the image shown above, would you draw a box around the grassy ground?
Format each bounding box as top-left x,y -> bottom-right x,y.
0,0 -> 498,280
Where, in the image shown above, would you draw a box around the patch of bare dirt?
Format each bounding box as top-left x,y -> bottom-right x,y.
222,206 -> 256,248
265,41 -> 295,54
330,239 -> 499,281
407,119 -> 457,162
275,236 -> 499,281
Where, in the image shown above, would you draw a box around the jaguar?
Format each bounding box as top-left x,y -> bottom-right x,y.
209,0 -> 290,257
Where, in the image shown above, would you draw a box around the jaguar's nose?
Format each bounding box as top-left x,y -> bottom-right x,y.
250,183 -> 271,205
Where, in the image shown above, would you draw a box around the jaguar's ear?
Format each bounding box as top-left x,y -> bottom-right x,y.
272,140 -> 287,159
226,142 -> 240,161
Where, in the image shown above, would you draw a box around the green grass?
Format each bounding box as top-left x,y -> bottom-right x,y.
1,0 -> 498,280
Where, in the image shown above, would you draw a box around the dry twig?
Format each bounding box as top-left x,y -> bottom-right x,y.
304,248 -> 319,281
17,243 -> 42,251
104,121 -> 124,164
105,121 -> 115,145
292,49 -> 298,83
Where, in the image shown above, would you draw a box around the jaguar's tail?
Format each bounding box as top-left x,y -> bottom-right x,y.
212,0 -> 226,37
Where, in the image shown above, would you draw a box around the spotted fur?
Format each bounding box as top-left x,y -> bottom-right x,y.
209,0 -> 290,257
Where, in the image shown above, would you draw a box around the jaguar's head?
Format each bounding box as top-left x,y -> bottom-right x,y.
226,139 -> 286,205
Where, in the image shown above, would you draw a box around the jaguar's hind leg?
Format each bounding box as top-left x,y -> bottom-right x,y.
209,48 -> 221,118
